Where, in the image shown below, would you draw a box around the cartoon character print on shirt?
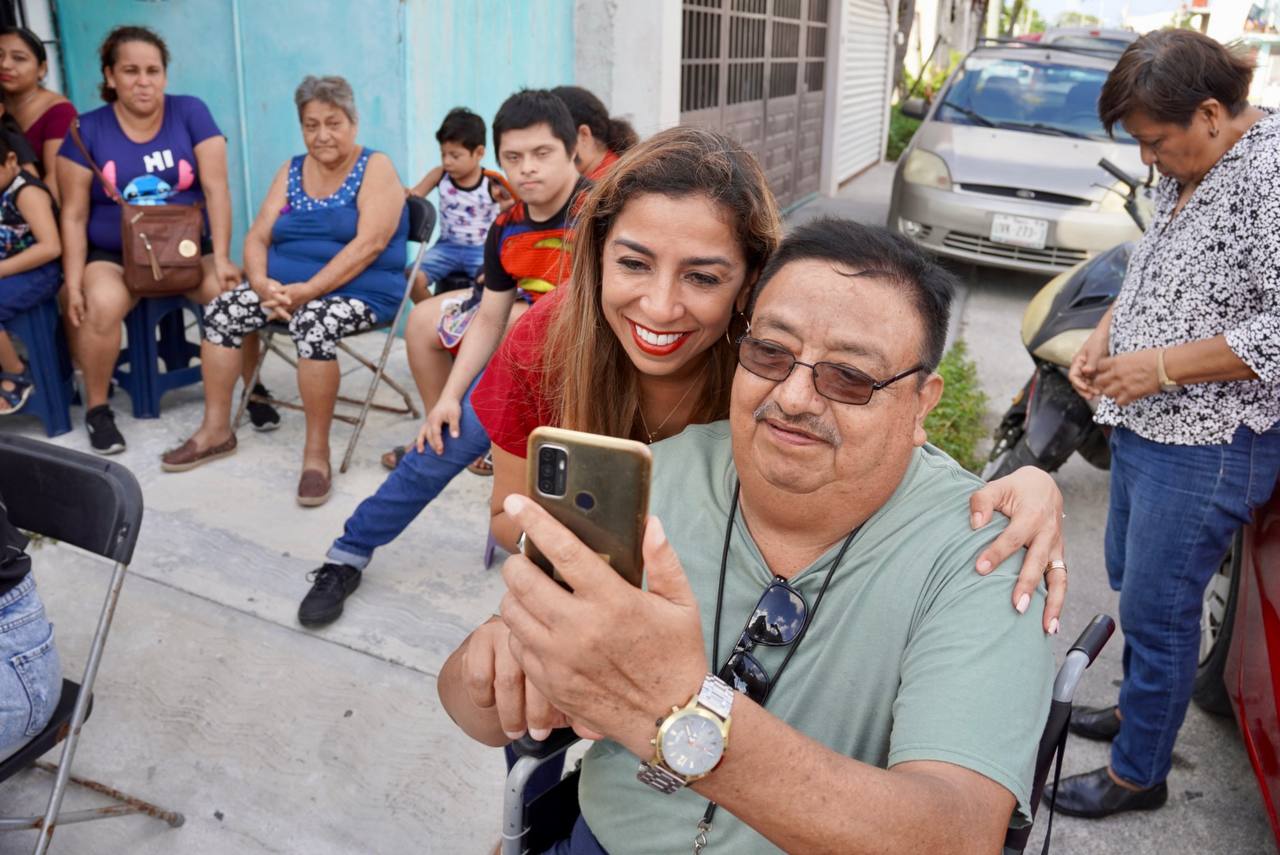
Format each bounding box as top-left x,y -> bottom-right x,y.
102,149 -> 196,206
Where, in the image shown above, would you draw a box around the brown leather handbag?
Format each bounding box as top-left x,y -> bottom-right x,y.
69,119 -> 205,296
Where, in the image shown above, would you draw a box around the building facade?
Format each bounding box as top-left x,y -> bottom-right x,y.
33,0 -> 893,246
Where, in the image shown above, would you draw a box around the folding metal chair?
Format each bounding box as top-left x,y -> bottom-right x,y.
0,434 -> 184,854
233,196 -> 437,473
500,614 -> 1116,855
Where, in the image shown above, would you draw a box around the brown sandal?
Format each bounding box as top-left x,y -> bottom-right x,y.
297,467 -> 333,507
467,452 -> 494,476
161,435 -> 238,472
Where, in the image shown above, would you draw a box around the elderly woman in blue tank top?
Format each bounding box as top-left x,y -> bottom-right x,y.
162,75 -> 408,506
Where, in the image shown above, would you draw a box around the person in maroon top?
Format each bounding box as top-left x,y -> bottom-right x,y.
551,85 -> 637,182
0,26 -> 76,202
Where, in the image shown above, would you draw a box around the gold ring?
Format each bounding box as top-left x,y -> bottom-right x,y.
1046,560 -> 1067,577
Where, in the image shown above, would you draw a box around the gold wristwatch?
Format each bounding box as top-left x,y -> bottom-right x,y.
636,674 -> 734,794
1156,349 -> 1182,392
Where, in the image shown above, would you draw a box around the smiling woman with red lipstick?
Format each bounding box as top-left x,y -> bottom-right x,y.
470,126 -> 1069,634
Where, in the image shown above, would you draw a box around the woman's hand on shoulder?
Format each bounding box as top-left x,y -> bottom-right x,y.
970,466 -> 1066,634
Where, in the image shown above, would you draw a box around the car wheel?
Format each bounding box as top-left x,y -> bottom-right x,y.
1193,530 -> 1243,717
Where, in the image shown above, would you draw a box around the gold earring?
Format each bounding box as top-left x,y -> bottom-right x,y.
1210,127 -> 1220,138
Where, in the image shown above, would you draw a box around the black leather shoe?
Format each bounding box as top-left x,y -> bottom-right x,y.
1044,766 -> 1168,819
1069,704 -> 1122,741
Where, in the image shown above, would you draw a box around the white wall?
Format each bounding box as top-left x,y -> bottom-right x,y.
22,0 -> 63,94
574,0 -> 681,138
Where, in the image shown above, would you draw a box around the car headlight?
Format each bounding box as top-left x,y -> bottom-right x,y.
902,149 -> 952,190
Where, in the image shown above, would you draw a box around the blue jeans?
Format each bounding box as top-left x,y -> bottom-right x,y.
0,576 -> 61,756
420,240 -> 484,287
0,261 -> 61,330
1106,423 -> 1280,787
327,375 -> 490,569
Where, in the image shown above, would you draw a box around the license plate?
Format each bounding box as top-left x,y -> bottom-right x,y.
990,214 -> 1049,249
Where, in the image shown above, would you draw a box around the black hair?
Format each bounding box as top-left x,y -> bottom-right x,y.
0,128 -> 13,162
491,89 -> 577,157
98,25 -> 170,103
748,218 -> 956,373
1099,30 -> 1254,133
551,85 -> 638,154
436,107 -> 486,151
0,26 -> 47,65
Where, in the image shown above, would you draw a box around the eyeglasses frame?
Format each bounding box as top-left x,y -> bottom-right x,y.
735,333 -> 925,406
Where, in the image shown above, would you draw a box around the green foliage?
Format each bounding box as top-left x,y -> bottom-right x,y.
887,104 -> 922,161
902,50 -> 962,101
925,341 -> 989,473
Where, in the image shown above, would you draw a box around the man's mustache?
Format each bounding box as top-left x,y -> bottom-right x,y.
753,401 -> 842,447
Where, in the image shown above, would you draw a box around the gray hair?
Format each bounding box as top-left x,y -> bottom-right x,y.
294,75 -> 357,124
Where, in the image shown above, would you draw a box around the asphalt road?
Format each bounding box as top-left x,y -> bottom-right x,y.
957,263 -> 1275,855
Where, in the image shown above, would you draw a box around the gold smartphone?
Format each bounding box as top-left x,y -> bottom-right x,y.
524,426 -> 652,588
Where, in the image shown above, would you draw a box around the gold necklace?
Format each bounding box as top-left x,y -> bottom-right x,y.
637,359 -> 709,444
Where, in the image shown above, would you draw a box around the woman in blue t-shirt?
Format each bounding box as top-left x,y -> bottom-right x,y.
161,75 -> 408,508
56,26 -> 264,455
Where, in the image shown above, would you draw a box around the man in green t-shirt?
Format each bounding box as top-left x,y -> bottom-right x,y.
440,218 -> 1055,853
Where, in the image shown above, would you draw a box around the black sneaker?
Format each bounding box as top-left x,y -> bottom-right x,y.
247,383 -> 281,432
85,404 -> 126,455
298,563 -> 362,627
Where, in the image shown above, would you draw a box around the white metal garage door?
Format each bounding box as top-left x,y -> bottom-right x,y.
832,0 -> 892,181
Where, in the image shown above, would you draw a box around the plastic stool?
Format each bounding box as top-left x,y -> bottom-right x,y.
6,296 -> 72,437
113,296 -> 204,419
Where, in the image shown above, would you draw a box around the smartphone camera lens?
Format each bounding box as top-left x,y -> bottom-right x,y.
536,446 -> 568,496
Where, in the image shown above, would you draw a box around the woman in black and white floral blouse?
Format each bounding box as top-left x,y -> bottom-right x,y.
1055,29 -> 1280,820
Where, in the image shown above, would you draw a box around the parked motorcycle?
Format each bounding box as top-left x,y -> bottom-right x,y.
982,159 -> 1152,480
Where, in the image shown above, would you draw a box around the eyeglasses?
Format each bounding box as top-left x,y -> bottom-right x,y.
736,335 -> 924,406
718,578 -> 808,704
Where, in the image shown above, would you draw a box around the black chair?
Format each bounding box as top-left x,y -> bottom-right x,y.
234,195 -> 438,473
500,614 -> 1116,855
0,434 -> 184,854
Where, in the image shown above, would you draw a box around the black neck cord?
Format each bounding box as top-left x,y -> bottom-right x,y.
700,481 -> 861,836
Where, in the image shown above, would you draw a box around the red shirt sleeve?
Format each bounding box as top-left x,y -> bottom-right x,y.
38,102 -> 77,148
472,291 -> 561,458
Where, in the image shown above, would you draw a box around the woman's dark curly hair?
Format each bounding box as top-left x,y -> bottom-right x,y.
98,25 -> 169,103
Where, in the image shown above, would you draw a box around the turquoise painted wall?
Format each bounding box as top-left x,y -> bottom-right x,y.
53,0 -> 575,261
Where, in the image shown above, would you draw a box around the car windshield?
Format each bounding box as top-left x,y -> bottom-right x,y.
936,55 -> 1136,143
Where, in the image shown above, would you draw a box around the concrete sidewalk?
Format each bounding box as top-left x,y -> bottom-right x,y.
1,333 -> 505,854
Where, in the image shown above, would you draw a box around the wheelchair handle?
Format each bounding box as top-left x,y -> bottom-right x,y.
1068,614 -> 1115,665
512,727 -> 580,760
1053,614 -> 1115,704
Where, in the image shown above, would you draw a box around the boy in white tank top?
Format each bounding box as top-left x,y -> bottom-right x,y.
406,107 -> 512,302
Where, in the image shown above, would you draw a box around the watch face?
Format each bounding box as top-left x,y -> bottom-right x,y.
660,712 -> 725,778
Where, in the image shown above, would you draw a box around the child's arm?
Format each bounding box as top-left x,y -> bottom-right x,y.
409,165 -> 444,198
0,185 -> 61,278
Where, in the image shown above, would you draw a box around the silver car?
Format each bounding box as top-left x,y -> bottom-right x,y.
887,41 -> 1147,275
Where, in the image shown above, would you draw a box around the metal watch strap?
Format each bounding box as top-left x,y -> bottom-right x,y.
695,674 -> 735,720
637,675 -> 734,794
636,762 -> 688,794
